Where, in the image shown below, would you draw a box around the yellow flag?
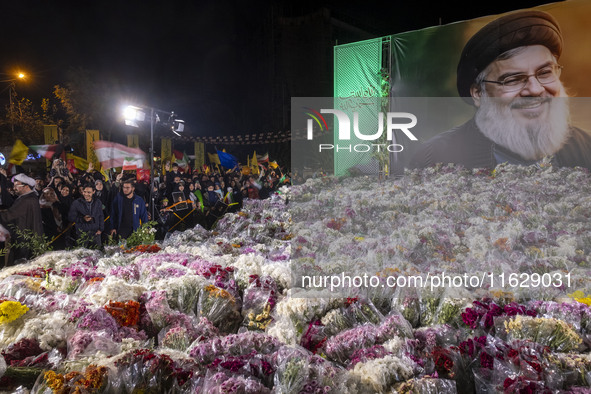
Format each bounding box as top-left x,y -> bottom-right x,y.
208,152 -> 221,165
269,160 -> 279,169
100,168 -> 110,181
127,134 -> 139,148
44,125 -> 59,145
66,153 -> 89,171
161,138 -> 172,173
194,142 -> 205,169
45,125 -> 59,168
86,129 -> 101,170
250,151 -> 259,174
9,139 -> 29,165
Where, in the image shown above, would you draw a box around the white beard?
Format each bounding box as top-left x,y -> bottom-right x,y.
474,90 -> 571,160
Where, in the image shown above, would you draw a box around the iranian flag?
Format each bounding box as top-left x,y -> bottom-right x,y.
122,157 -> 144,170
29,144 -> 60,159
93,140 -> 146,170
257,152 -> 269,163
173,149 -> 189,169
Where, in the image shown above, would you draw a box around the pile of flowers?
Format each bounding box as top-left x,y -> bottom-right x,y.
0,164 -> 590,392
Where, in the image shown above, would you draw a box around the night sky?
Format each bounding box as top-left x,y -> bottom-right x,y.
1,0 -> 561,141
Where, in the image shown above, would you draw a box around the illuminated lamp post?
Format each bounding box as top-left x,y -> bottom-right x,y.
1,72 -> 27,133
123,105 -> 185,219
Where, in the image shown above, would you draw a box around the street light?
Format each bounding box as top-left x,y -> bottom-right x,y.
123,105 -> 185,219
1,72 -> 27,133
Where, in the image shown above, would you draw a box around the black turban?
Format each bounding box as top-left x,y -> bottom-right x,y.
457,10 -> 563,101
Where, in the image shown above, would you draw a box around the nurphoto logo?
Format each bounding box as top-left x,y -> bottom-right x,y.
305,108 -> 418,153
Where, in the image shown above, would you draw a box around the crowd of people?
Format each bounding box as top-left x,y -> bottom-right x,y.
0,158 -> 290,266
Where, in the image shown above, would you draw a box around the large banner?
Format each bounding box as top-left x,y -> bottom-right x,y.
332,37 -> 384,176
388,1 -> 591,173
85,129 -> 100,169
194,141 -> 205,170
161,138 -> 172,172
327,0 -> 591,175
44,125 -> 59,167
127,134 -> 139,148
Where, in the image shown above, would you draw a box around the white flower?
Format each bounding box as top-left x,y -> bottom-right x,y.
555,234 -> 578,257
267,315 -> 297,344
382,336 -> 406,355
261,262 -> 291,290
83,276 -> 147,306
44,272 -> 78,293
349,355 -> 414,392
17,311 -> 73,350
231,254 -> 265,284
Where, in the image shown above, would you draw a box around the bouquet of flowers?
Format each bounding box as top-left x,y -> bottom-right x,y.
189,331 -> 282,365
349,354 -> 416,392
419,285 -> 444,327
270,293 -> 339,340
67,329 -> 120,360
273,346 -> 311,394
323,323 -> 381,365
1,338 -> 44,366
161,274 -> 207,315
33,364 -> 109,393
299,320 -> 327,354
124,221 -> 158,249
80,276 -> 147,307
76,308 -> 120,337
545,352 -> 591,388
202,370 -> 271,394
197,285 -> 241,334
0,300 -> 29,325
434,287 -> 474,328
16,310 -> 72,352
112,348 -> 193,393
300,354 -> 344,393
461,299 -> 537,333
241,275 -> 278,331
391,285 -> 421,327
107,263 -> 141,282
207,351 -> 275,388
341,297 -> 384,326
347,344 -> 392,369
142,290 -> 174,332
104,300 -> 140,327
487,340 -> 555,393
159,325 -> 193,351
0,276 -> 46,303
498,315 -> 583,352
395,376 -> 457,394
320,308 -> 353,337
59,257 -> 104,282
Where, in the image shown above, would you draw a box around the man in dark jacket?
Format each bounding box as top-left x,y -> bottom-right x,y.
68,184 -> 104,248
110,179 -> 148,240
0,173 -> 43,265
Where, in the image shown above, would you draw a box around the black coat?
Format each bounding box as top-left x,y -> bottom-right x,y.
68,197 -> 104,236
0,174 -> 13,209
0,191 -> 44,261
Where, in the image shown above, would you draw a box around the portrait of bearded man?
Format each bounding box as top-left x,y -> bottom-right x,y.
409,10 -> 591,170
